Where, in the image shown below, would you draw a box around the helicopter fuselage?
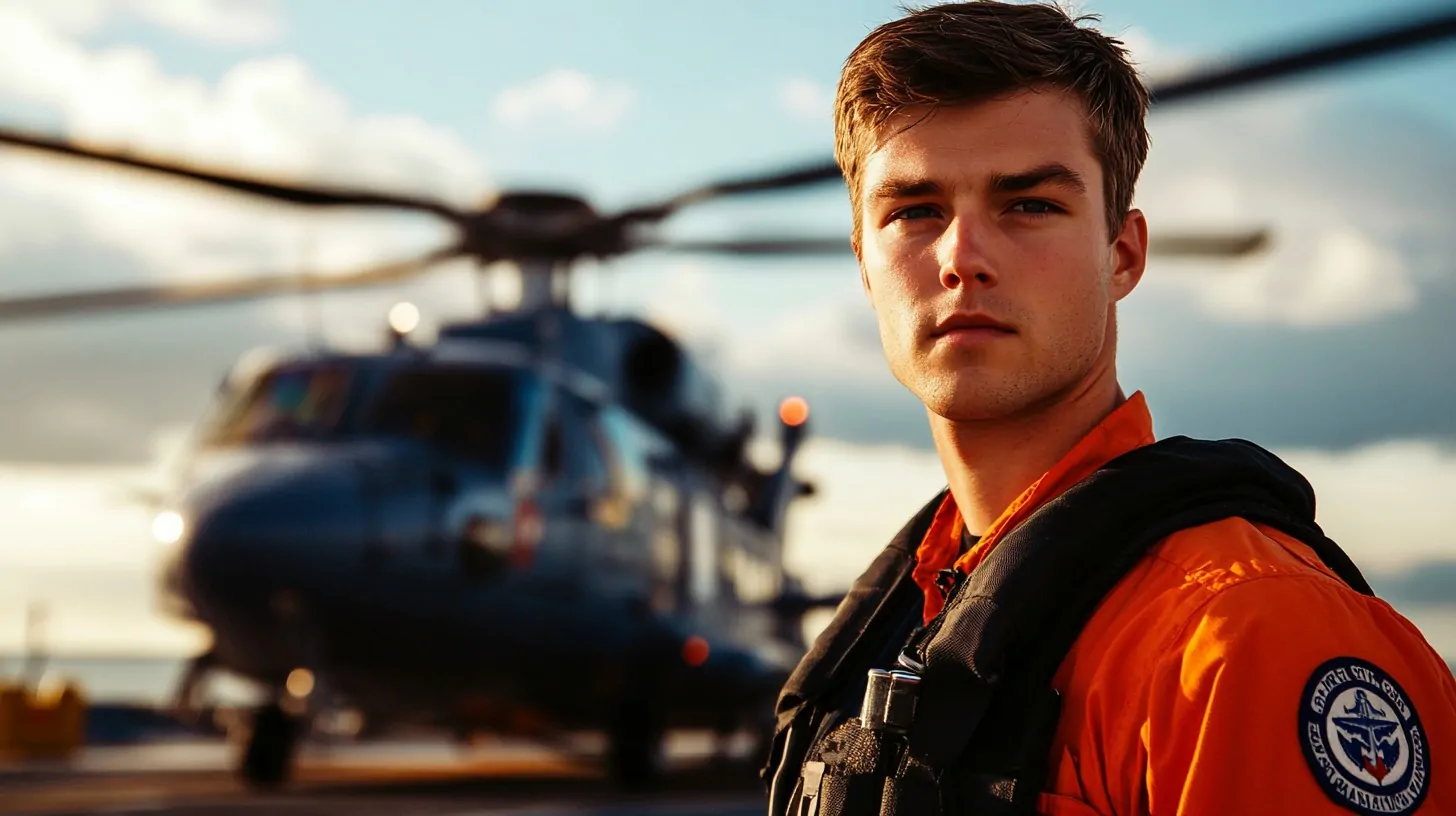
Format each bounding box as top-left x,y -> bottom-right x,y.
156,327 -> 807,748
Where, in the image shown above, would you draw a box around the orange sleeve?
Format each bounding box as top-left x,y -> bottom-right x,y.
1142,573 -> 1456,815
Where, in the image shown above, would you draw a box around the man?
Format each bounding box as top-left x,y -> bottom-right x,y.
764,2 -> 1456,814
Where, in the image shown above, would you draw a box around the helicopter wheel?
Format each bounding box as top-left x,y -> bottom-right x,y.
239,702 -> 302,789
606,693 -> 665,790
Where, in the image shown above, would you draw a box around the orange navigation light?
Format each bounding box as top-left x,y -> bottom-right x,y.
285,668 -> 315,698
683,635 -> 710,667
779,396 -> 810,427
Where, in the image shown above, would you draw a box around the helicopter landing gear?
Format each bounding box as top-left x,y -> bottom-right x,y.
170,649 -> 217,724
606,694 -> 665,790
239,701 -> 303,789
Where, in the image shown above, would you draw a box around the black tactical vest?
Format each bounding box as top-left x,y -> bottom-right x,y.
763,436 -> 1373,816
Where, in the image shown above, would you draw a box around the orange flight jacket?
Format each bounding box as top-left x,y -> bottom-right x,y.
912,392 -> 1456,815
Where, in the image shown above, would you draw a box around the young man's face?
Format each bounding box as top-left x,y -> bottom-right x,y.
855,88 -> 1146,422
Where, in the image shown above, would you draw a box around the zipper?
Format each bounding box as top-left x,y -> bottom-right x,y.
897,566 -> 969,672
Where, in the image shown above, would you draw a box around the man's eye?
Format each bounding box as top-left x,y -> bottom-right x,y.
1010,199 -> 1061,215
892,204 -> 939,221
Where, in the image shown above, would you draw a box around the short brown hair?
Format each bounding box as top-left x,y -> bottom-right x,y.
835,1 -> 1150,243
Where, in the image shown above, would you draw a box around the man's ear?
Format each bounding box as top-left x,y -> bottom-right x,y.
1110,208 -> 1148,302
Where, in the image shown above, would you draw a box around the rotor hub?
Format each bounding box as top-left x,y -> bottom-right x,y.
462,192 -> 627,263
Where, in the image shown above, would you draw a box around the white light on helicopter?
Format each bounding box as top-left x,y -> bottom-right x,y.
152,511 -> 185,544
388,301 -> 421,334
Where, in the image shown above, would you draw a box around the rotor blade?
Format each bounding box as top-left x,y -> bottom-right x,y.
0,246 -> 461,323
0,127 -> 466,221
1150,7 -> 1456,105
610,160 -> 843,225
646,161 -> 844,213
649,228 -> 1270,259
1148,228 -> 1271,258
649,236 -> 852,256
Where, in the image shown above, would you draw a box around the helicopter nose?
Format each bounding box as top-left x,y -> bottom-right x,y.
178,458 -> 365,626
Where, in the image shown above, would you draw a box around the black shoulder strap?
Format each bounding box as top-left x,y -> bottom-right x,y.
902,437 -> 1372,809
764,489 -> 945,808
772,488 -> 946,732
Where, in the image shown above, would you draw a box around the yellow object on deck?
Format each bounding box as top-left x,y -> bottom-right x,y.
0,681 -> 87,761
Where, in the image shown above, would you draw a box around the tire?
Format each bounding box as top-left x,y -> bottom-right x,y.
606,695 -> 665,790
239,702 -> 300,789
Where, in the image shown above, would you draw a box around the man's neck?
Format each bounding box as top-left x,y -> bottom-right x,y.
930,372 -> 1126,535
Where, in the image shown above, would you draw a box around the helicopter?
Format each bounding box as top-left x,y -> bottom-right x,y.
0,3 -> 1453,793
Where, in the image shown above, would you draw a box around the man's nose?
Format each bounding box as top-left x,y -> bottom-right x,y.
938,216 -> 998,290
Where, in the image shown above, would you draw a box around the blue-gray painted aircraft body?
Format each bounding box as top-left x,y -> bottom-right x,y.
153,306 -> 823,788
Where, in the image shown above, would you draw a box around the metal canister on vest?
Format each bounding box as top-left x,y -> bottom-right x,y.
862,668 -> 940,816
859,668 -> 921,734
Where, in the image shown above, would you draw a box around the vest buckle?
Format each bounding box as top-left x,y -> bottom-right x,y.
797,760 -> 825,816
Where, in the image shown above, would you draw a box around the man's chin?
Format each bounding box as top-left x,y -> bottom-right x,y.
918,382 -> 1027,423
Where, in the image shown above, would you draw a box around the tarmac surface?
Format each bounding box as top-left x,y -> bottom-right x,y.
0,736 -> 767,816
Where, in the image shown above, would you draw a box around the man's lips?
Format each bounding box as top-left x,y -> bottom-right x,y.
930,313 -> 1016,337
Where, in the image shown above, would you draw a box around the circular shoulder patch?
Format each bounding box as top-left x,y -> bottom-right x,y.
1299,656 -> 1431,815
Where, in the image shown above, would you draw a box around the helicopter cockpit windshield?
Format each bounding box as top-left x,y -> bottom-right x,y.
202,361 -> 354,446
358,363 -> 526,470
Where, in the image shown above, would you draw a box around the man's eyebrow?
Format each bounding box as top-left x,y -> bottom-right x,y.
991,163 -> 1087,195
867,177 -> 944,202
867,165 -> 1086,203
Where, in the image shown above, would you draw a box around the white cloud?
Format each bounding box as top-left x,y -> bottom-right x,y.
1192,225 -> 1417,326
492,69 -> 635,134
639,261 -> 728,349
0,3 -> 485,303
0,454 -> 206,655
128,0 -> 283,45
725,290 -> 885,385
1048,25 -> 1446,330
782,438 -> 947,595
0,0 -> 108,34
1131,74 -> 1451,329
778,77 -> 831,121
0,0 -> 284,44
1279,440 -> 1456,573
1115,25 -> 1200,82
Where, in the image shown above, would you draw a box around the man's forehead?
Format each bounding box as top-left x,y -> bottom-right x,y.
861,90 -> 1099,188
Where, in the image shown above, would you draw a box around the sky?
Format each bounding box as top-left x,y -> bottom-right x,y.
0,0 -> 1455,658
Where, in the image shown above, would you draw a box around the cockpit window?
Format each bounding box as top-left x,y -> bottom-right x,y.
203,363 -> 353,446
362,366 -> 521,467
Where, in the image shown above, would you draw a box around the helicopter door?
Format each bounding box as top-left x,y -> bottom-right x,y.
536,389 -> 616,577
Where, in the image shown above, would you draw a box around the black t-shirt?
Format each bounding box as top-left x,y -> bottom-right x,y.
962,527 -> 980,556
